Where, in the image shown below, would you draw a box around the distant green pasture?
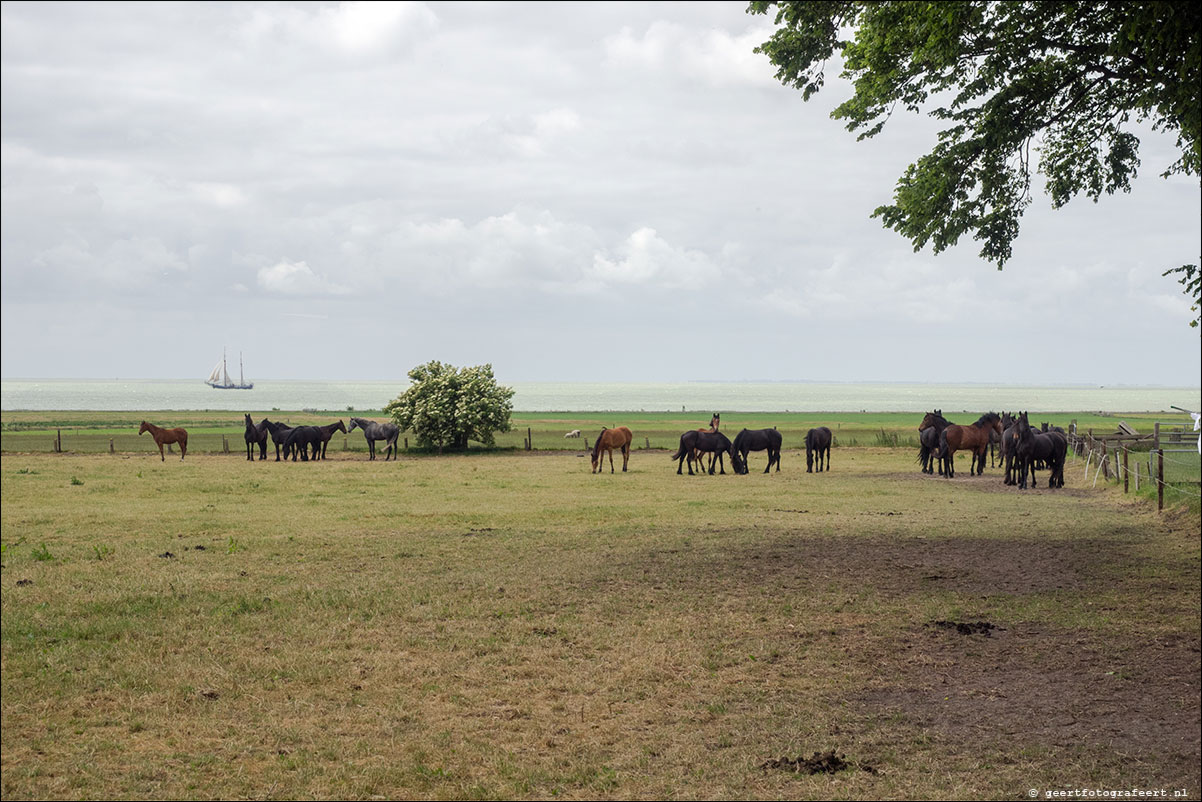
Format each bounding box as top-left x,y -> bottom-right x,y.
0,409 -> 1182,455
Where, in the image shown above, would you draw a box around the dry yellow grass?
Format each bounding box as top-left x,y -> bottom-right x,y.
2,448 -> 1198,799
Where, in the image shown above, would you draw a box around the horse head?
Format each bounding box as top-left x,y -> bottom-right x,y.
138,421 -> 150,435
348,418 -> 361,433
919,410 -> 947,431
335,419 -> 348,434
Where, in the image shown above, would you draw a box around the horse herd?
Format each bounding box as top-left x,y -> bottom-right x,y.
917,409 -> 1067,489
588,414 -> 834,476
241,415 -> 400,462
138,410 -> 1064,490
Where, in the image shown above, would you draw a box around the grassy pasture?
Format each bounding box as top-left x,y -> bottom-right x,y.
2,441 -> 1198,799
0,409 -> 1178,455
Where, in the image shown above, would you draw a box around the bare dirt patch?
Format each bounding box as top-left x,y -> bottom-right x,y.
857,621 -> 1201,790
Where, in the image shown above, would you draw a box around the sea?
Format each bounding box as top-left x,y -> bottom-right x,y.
1,379 -> 1199,414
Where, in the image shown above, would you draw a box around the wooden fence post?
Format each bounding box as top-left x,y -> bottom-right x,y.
1153,422 -> 1160,451
110,438 -> 115,454
645,437 -> 650,450
1123,447 -> 1129,493
404,437 -> 409,450
56,429 -> 62,453
222,436 -> 228,454
1157,449 -> 1164,512
527,427 -> 532,451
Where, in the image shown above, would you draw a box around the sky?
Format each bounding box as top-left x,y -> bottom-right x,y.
2,1 -> 1200,385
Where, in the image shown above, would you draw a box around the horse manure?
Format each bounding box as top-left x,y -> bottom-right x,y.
15,579 -> 33,586
931,620 -> 1001,636
194,545 -> 206,551
158,551 -> 175,559
761,749 -> 873,775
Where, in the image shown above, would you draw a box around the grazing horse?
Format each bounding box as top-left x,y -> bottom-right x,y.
349,417 -> 400,461
591,426 -> 633,473
688,413 -> 722,466
917,410 -> 952,474
139,421 -> 188,461
732,428 -> 782,474
263,419 -> 294,461
671,430 -> 742,475
938,412 -> 1003,478
244,413 -> 269,461
805,426 -> 833,472
283,426 -> 322,461
1015,412 -> 1067,489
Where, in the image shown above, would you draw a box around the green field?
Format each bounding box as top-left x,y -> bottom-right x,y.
2,428 -> 1198,799
1,409 -> 1186,455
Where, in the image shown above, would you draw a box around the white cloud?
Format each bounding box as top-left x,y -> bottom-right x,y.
190,182 -> 248,208
236,0 -> 438,59
257,260 -> 350,297
603,20 -> 776,87
591,227 -> 722,288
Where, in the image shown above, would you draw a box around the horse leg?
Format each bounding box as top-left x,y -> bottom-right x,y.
158,441 -> 165,461
179,440 -> 186,461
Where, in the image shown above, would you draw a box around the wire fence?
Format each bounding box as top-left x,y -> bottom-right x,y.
1069,420 -> 1200,511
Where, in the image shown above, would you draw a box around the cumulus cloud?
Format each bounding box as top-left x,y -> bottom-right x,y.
257,260 -> 350,296
591,227 -> 722,288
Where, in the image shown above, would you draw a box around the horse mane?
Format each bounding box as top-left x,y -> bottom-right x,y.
975,412 -> 1001,426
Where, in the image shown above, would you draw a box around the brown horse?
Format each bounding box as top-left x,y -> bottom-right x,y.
591,426 -> 633,473
691,413 -> 722,469
938,412 -> 1002,478
139,421 -> 188,461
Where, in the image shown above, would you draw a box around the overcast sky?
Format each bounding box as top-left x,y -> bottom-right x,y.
2,1 -> 1199,385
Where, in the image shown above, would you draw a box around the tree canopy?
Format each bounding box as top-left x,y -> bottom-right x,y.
748,1 -> 1200,319
385,361 -> 514,451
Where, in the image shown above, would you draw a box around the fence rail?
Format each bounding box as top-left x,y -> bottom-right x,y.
1069,419 -> 1200,512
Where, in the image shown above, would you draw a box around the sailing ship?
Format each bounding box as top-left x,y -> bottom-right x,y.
205,349 -> 254,390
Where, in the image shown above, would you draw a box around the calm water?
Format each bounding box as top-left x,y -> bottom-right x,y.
2,379 -> 1199,413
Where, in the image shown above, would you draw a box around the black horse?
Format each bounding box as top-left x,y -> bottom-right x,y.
280,421 -> 347,462
348,417 -> 400,461
1015,412 -> 1067,489
263,419 -> 294,461
244,413 -> 269,461
671,430 -> 742,475
732,428 -> 782,474
917,410 -> 952,475
283,426 -> 323,461
806,427 -> 832,473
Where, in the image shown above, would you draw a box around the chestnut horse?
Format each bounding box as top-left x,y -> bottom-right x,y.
591,426 -> 633,473
938,412 -> 1002,478
139,421 -> 188,461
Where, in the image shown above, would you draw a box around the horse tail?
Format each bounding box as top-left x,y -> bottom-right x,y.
670,433 -> 687,460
